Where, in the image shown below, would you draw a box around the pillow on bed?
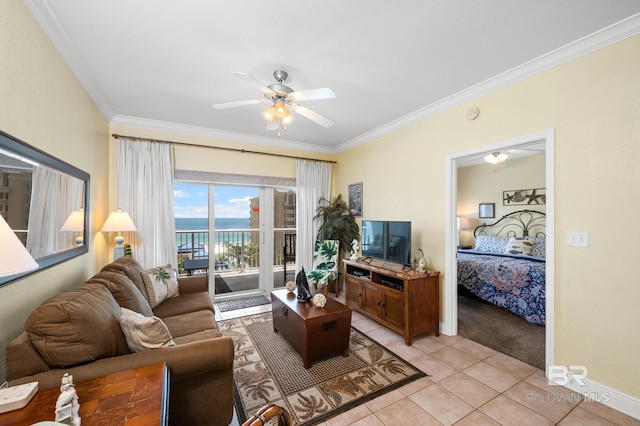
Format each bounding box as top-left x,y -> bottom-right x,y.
505,237 -> 535,256
474,235 -> 510,253
531,237 -> 546,258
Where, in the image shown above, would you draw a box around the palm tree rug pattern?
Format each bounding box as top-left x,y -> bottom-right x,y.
219,312 -> 427,425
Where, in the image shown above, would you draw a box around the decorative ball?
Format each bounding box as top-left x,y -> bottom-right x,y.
286,281 -> 296,292
312,293 -> 327,308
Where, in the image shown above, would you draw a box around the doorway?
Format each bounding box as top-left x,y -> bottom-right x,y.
174,182 -> 296,300
444,129 -> 555,368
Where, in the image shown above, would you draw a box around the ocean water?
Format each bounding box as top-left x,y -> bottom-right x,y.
175,217 -> 252,251
175,217 -> 250,230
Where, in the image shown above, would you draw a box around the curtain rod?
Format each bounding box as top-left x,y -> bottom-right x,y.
111,133 -> 337,164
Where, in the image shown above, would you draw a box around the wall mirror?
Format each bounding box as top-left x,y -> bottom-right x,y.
0,130 -> 90,286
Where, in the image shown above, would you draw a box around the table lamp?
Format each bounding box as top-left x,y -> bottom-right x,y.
0,215 -> 38,278
101,208 -> 137,260
60,208 -> 85,245
457,216 -> 470,247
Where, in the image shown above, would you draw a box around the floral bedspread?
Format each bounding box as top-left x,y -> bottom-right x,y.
457,250 -> 546,325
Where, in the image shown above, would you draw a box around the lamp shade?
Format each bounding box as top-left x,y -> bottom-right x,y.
457,217 -> 471,230
60,208 -> 85,232
0,215 -> 38,278
100,209 -> 137,233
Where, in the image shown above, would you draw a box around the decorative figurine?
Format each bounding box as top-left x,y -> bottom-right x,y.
415,249 -> 428,273
295,268 -> 312,302
55,373 -> 80,426
312,293 -> 327,308
349,239 -> 359,260
286,280 -> 296,293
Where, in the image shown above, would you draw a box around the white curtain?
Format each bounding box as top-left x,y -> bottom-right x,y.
296,160 -> 332,271
117,139 -> 176,268
26,166 -> 83,257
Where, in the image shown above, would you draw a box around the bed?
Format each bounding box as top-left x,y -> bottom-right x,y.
457,210 -> 546,325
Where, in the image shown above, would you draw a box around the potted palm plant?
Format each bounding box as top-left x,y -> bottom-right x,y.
315,194 -> 360,262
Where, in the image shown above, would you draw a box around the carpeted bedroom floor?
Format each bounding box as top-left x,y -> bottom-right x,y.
457,292 -> 545,369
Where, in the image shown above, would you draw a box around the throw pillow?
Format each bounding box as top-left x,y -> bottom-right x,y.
25,284 -> 129,368
505,237 -> 535,256
474,235 -> 510,253
119,307 -> 176,352
142,264 -> 179,308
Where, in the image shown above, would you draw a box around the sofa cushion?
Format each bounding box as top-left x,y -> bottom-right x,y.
152,291 -> 213,318
101,256 -> 151,303
119,307 -> 176,352
162,310 -> 219,339
25,283 -> 130,368
142,264 -> 180,308
86,271 -> 153,316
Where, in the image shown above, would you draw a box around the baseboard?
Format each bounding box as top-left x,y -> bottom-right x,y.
561,376 -> 640,420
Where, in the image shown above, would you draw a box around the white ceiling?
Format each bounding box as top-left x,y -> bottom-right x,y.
26,1 -> 640,153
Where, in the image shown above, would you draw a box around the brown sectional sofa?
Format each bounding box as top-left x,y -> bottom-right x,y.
6,256 -> 234,426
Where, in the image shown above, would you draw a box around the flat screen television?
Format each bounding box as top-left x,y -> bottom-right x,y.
361,220 -> 412,266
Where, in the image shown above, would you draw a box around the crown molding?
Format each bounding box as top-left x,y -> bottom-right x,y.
24,0 -> 116,121
335,13 -> 640,153
110,115 -> 336,154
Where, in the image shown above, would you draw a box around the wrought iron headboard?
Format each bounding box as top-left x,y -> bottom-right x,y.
474,210 -> 546,238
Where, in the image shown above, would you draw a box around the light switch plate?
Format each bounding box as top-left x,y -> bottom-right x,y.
566,231 -> 589,247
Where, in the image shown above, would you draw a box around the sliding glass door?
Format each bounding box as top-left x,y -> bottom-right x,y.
174,181 -> 296,298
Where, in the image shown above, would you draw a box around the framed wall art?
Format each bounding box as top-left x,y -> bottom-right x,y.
479,203 -> 495,219
348,182 -> 363,217
503,188 -> 546,206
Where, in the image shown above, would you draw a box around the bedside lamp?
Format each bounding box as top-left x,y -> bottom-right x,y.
60,208 -> 85,245
0,215 -> 38,278
457,216 -> 471,247
101,208 -> 137,260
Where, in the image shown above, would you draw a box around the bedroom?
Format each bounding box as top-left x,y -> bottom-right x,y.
456,151 -> 546,369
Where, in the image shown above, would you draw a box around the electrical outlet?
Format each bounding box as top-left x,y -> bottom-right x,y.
566,231 -> 589,247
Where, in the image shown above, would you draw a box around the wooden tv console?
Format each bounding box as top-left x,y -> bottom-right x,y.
343,259 -> 440,345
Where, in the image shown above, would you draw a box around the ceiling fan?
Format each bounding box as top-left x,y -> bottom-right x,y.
212,70 -> 336,135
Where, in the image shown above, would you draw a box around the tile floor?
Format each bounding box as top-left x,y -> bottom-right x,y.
215,294 -> 639,426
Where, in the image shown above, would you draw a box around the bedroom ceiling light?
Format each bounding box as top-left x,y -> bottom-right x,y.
484,152 -> 508,164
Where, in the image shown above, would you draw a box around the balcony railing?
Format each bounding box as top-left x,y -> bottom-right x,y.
176,228 -> 295,274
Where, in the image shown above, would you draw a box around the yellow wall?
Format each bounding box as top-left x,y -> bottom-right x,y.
457,155 -> 546,246
0,1 -> 109,381
335,35 -> 640,398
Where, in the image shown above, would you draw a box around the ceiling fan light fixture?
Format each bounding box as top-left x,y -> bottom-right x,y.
274,101 -> 288,118
484,152 -> 508,164
282,110 -> 294,124
263,106 -> 276,121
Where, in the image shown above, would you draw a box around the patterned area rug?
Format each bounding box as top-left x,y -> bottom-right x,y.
219,312 -> 427,425
216,295 -> 271,312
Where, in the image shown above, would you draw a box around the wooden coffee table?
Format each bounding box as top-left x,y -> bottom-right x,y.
271,288 -> 352,368
0,363 -> 169,425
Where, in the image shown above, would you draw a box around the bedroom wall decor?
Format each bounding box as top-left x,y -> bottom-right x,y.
348,182 -> 362,217
503,188 -> 546,206
478,203 -> 495,219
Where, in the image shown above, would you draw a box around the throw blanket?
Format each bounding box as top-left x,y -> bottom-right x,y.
457,250 -> 546,325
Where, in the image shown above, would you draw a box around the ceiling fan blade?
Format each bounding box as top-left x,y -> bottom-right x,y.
287,87 -> 336,102
212,99 -> 266,109
266,117 -> 280,130
232,72 -> 275,95
290,104 -> 335,128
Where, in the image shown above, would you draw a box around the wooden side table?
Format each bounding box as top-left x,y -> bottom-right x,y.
0,363 -> 169,425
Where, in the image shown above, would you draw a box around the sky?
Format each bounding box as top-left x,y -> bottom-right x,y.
174,183 -> 258,218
